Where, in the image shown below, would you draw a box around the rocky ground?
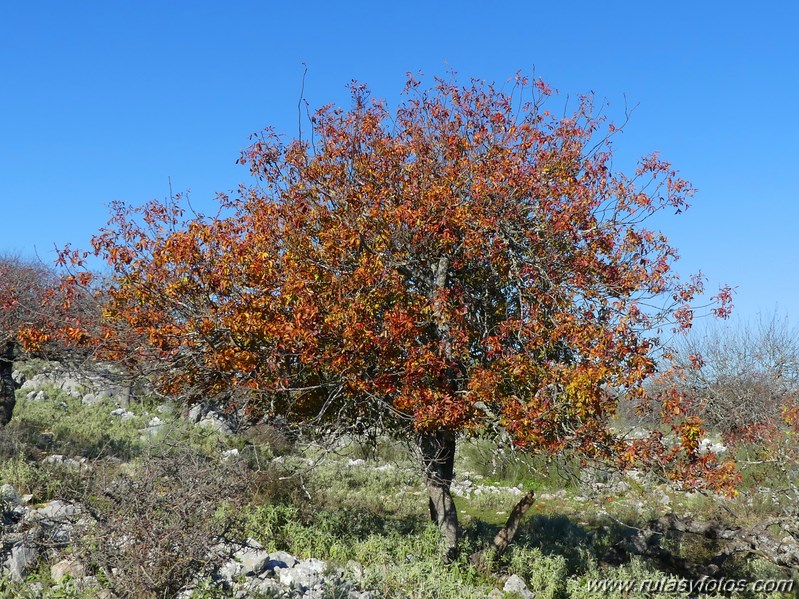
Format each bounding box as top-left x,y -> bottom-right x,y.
1,485 -> 375,599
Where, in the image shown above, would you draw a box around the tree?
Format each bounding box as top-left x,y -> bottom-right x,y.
665,313 -> 799,498
0,255 -> 60,424
0,253 -> 100,425
62,74 -> 735,558
663,314 -> 799,434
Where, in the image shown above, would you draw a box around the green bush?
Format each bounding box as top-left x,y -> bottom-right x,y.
506,546 -> 568,599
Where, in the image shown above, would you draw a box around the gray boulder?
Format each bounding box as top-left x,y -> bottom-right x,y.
266,550 -> 298,570
0,483 -> 19,505
19,373 -> 54,392
43,454 -> 86,471
110,408 -> 135,421
237,577 -> 287,597
187,404 -> 205,423
276,557 -> 326,591
235,545 -> 271,576
504,574 -> 535,598
25,390 -> 47,402
32,499 -> 82,520
199,411 -> 233,436
11,369 -> 25,386
5,543 -> 37,583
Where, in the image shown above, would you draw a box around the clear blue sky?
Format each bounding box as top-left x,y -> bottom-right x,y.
2,1 -> 797,327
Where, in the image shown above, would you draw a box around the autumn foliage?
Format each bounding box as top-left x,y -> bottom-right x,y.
0,255 -> 83,424
55,74 -> 736,555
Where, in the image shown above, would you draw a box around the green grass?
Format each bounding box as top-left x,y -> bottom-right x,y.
12,383 -> 145,460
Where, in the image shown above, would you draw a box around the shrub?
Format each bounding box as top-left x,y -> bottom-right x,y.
506,546 -> 568,599
76,444 -> 251,599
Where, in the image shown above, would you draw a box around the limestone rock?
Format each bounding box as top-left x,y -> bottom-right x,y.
0,483 -> 19,505
276,557 -> 326,591
504,574 -> 535,598
110,408 -> 135,421
51,558 -> 86,583
198,411 -> 233,436
6,543 -> 37,583
33,499 -> 82,520
267,550 -> 298,570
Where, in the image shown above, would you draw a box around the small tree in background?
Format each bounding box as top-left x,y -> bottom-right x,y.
671,313 -> 799,437
58,74 -> 735,559
1,253 -> 103,425
662,314 -> 799,505
0,255 -> 62,424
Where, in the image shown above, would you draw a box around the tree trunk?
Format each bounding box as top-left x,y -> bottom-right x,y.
470,489 -> 536,566
0,341 -> 16,426
420,430 -> 459,562
422,258 -> 461,560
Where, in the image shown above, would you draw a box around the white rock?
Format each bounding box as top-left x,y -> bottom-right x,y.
218,559 -> 241,582
504,574 -> 534,598
43,454 -> 83,470
34,500 -> 81,520
300,558 -> 326,574
235,547 -> 271,576
51,558 -> 85,583
110,408 -> 135,421
267,550 -> 298,569
20,373 -> 52,392
222,448 -> 240,460
245,578 -> 285,596
199,412 -> 233,435
187,404 -> 204,423
277,558 -> 326,590
699,437 -> 727,454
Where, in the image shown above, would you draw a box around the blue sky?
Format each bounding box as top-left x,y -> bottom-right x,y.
1,1 -> 797,327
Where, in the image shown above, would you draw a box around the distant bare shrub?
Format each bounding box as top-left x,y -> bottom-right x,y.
243,421 -> 295,456
671,313 -> 799,435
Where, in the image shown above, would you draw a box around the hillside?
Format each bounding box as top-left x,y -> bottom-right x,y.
1,359 -> 798,598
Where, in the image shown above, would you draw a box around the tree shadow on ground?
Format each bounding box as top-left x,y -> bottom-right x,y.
461,509 -> 657,575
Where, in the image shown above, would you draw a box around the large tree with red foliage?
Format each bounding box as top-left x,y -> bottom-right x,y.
60,74 -> 735,558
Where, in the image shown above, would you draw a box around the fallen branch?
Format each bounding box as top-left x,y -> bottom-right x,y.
470,489 -> 536,566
